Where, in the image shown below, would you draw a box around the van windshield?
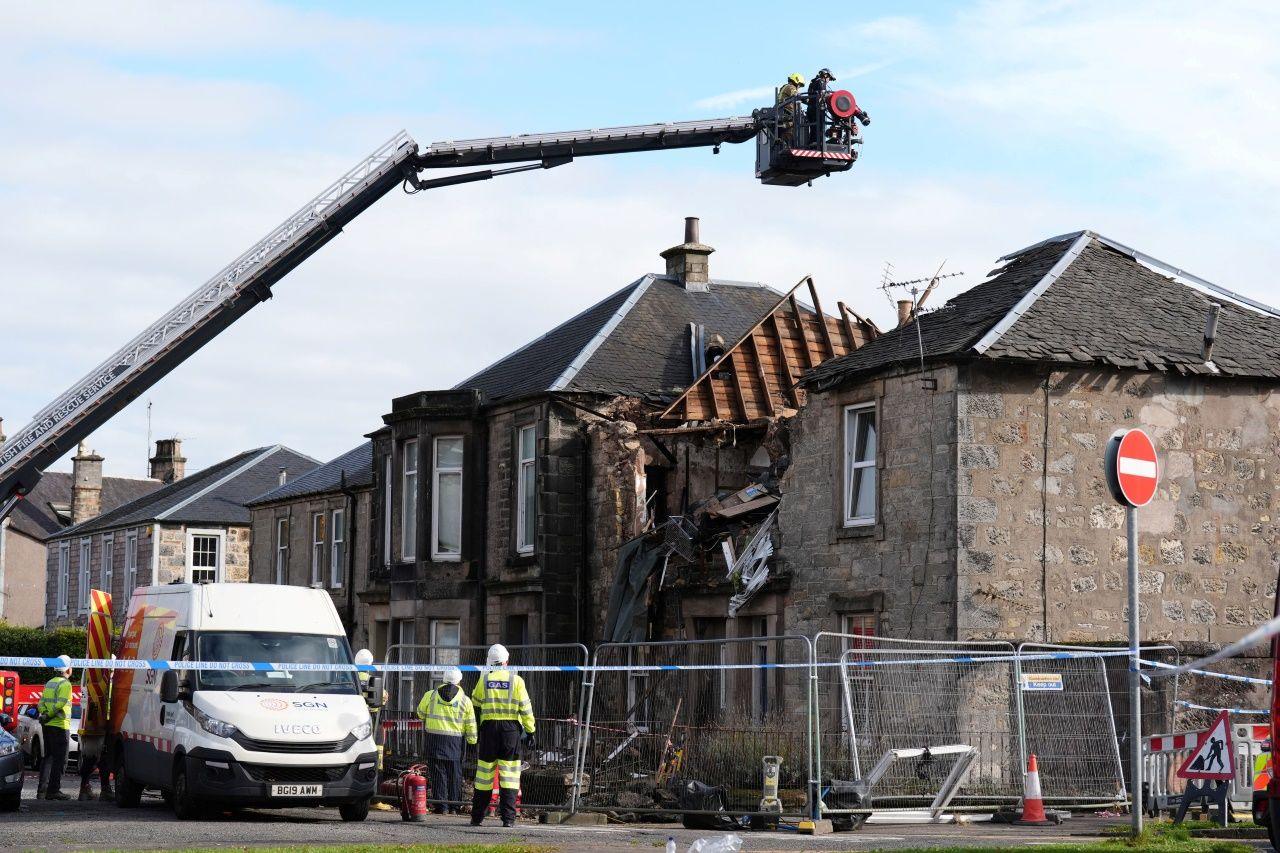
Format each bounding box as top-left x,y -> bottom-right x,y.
195,631 -> 359,694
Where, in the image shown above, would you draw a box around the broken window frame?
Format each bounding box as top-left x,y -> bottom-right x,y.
515,425 -> 537,555
842,402 -> 877,527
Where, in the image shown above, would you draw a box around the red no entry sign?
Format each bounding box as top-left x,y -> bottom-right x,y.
1105,428 -> 1159,507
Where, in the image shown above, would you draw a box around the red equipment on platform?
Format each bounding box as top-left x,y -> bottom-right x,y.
827,90 -> 859,119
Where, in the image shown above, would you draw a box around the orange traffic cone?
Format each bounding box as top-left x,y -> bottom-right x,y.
1015,754 -> 1053,826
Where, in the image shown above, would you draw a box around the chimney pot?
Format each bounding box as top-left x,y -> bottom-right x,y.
149,438 -> 186,484
660,216 -> 714,292
896,299 -> 914,328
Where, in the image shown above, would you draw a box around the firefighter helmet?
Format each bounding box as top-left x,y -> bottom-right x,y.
787,73 -> 804,86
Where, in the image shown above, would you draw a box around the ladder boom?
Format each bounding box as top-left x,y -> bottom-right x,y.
0,131 -> 418,501
414,116 -> 759,169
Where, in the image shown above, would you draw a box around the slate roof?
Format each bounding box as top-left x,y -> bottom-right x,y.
54,446 -> 318,538
246,441 -> 374,506
804,231 -> 1280,390
457,275 -> 785,402
6,472 -> 161,542
803,238 -> 1073,390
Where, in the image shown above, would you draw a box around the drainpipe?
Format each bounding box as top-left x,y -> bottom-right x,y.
340,472 -> 359,643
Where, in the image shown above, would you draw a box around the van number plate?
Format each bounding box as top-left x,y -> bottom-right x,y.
270,784 -> 322,797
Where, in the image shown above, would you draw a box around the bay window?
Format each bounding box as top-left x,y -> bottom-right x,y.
432,437 -> 463,560
516,426 -> 536,554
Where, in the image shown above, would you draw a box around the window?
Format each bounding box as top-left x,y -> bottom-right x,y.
515,426 -> 536,554
432,436 -> 463,560
186,530 -> 224,584
840,612 -> 877,650
275,518 -> 289,584
101,534 -> 114,597
57,542 -> 70,615
383,455 -> 392,567
311,512 -> 325,586
843,403 -> 877,526
330,508 -> 345,588
503,614 -> 529,647
124,530 -> 138,606
401,439 -> 418,561
839,613 -> 877,734
78,539 -> 91,613
394,619 -> 416,711
429,618 -> 461,688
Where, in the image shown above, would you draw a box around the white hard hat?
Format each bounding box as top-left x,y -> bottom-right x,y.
487,644 -> 509,666
443,667 -> 463,685
56,654 -> 72,675
353,648 -> 374,666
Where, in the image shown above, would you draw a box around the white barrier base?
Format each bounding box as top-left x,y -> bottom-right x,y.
864,810 -> 994,825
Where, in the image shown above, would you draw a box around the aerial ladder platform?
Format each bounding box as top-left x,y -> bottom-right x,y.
0,87 -> 867,520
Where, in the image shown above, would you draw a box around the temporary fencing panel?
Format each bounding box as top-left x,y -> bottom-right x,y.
382,643 -> 589,811
578,636 -> 814,818
1142,721 -> 1267,814
1016,644 -> 1127,805
813,634 -> 1022,811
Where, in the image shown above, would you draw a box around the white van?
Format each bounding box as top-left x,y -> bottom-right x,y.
110,583 -> 381,820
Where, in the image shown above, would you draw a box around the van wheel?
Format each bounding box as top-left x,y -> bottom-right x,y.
171,761 -> 204,820
114,750 -> 143,808
339,798 -> 371,822
0,792 -> 20,812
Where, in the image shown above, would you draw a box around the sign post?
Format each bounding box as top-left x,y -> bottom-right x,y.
1105,428 -> 1159,837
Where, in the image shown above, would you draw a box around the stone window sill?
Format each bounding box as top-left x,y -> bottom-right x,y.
835,522 -> 880,541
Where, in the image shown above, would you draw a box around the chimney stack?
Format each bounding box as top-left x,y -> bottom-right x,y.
896,299 -> 914,328
72,441 -> 104,524
660,216 -> 714,292
149,438 -> 186,484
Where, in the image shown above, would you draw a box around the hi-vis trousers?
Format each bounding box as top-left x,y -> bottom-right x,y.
470,720 -> 521,824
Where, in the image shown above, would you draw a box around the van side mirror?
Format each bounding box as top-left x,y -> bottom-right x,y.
0,714 -> 11,730
160,670 -> 190,703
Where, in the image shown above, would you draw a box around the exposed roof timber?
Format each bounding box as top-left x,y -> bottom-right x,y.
658,274 -> 814,420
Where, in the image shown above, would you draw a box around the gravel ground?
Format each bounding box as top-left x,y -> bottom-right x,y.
6,778 -> 1157,852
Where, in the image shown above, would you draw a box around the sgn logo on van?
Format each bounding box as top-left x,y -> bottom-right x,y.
292,700 -> 328,709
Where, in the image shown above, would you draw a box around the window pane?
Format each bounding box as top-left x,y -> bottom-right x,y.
436,471 -> 462,555
520,463 -> 536,548
436,437 -> 463,469
851,465 -> 876,519
856,411 -> 877,463
520,426 -> 535,460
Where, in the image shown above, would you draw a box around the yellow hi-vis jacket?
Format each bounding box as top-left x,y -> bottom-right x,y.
416,686 -> 477,744
38,676 -> 73,729
471,669 -> 535,733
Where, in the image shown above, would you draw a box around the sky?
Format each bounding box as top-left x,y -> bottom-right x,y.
2,0 -> 1278,480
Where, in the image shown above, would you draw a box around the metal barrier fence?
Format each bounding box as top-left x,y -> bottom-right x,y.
813,634 -> 1021,811
1143,720 -> 1268,815
383,642 -> 589,811
577,635 -> 815,819
1016,644 -> 1127,805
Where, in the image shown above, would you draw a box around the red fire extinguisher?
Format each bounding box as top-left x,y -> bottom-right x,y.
399,768 -> 428,822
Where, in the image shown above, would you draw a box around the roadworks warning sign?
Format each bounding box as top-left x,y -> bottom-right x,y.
1176,710 -> 1235,781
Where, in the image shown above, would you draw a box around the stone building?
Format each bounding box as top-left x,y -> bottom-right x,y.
364,219 -> 870,661
246,442 -> 379,653
785,231 -> 1278,697
44,442 -> 315,626
0,433 -> 157,626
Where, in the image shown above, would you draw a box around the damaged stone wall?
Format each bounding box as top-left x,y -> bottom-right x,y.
955,362 -> 1279,655
779,366 -> 960,641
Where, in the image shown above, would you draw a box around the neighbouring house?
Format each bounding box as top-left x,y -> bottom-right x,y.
246,442 -> 379,653
364,218 -> 874,662
0,431 -> 158,627
783,230 -> 1279,715
44,441 -> 316,626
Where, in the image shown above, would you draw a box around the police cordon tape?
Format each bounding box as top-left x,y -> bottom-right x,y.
1174,699 -> 1269,715
0,648 -> 1136,673
1140,657 -> 1273,687
1140,612 -> 1280,680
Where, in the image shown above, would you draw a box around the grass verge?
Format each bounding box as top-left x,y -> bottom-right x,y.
904,822 -> 1256,853
102,845 -> 553,853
